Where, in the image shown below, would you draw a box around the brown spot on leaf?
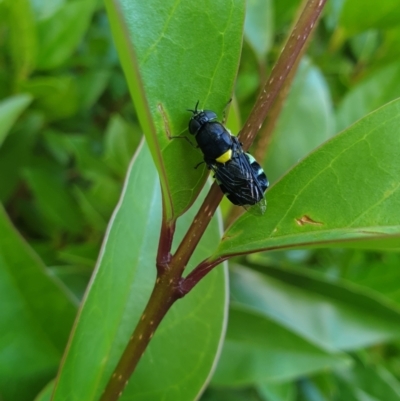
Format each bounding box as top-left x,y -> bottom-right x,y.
295,215 -> 323,226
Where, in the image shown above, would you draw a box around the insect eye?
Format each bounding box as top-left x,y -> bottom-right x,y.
188,118 -> 201,135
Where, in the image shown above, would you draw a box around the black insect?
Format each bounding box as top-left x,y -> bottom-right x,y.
187,102 -> 269,214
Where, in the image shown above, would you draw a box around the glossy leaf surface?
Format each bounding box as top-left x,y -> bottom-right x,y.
52,142 -> 227,401
105,0 -> 245,219
217,99 -> 400,257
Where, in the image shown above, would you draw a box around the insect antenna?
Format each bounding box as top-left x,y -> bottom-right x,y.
187,100 -> 200,114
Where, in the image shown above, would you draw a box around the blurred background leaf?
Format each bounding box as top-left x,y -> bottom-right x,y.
264,58 -> 335,183
0,206 -> 77,401
0,94 -> 32,146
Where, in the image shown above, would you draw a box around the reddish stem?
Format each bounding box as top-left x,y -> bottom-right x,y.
180,257 -> 227,295
156,208 -> 175,272
171,183 -> 223,278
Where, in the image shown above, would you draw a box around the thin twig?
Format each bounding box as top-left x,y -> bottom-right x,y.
172,183 -> 223,277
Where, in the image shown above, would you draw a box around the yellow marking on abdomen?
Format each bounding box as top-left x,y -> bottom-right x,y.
216,149 -> 232,164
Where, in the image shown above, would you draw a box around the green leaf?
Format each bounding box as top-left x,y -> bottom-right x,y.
30,0 -> 64,21
52,142 -> 228,401
20,76 -> 79,120
274,0 -> 300,29
378,28 -> 400,66
0,112 -> 42,203
76,69 -> 111,110
235,42 -> 261,106
50,265 -> 93,300
257,382 -> 296,401
67,135 -> 113,178
36,0 -> 98,70
348,253 -> 400,304
298,375 -> 333,401
34,380 -> 54,401
105,0 -> 245,219
66,134 -> 122,228
336,62 -> 400,132
42,130 -> 72,166
336,362 -> 400,401
230,265 -> 400,351
0,206 -> 77,401
244,0 -> 273,60
57,243 -> 98,268
339,0 -> 400,34
23,165 -> 84,235
103,114 -> 141,177
201,387 -> 262,401
5,0 -> 37,80
216,99 -> 400,257
211,304 -> 350,386
0,94 -> 32,147
265,59 -> 335,182
349,31 -> 380,64
75,177 -> 121,228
